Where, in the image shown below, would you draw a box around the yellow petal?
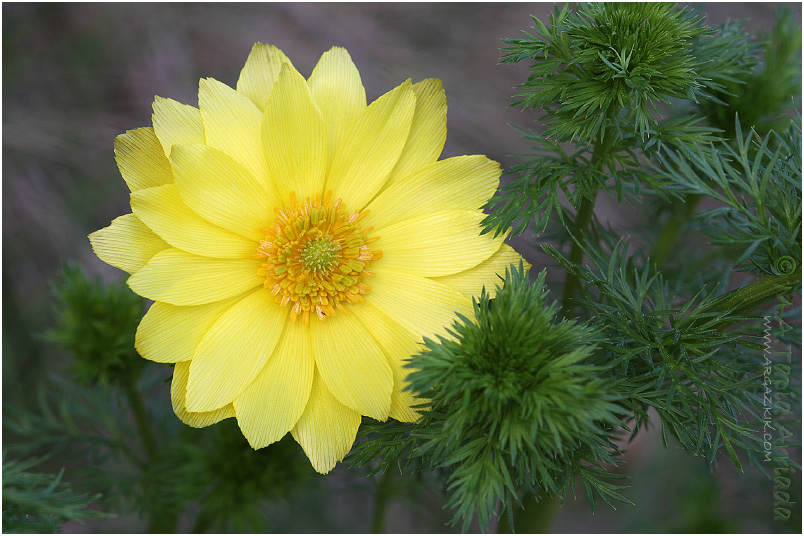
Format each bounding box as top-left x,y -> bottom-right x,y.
236,43 -> 293,111
368,269 -> 473,340
130,184 -> 257,259
308,47 -> 367,167
291,368 -> 361,474
234,319 -> 314,449
199,78 -> 273,193
136,296 -> 241,363
171,361 -> 234,427
127,248 -> 262,306
309,310 -> 393,421
114,127 -> 174,192
151,97 -> 205,158
433,244 -> 530,299
186,289 -> 287,412
365,155 -> 501,230
351,303 -> 423,423
261,64 -> 328,204
89,213 -> 169,275
325,79 -> 416,211
377,210 -> 505,277
384,78 -> 447,190
170,144 -> 278,241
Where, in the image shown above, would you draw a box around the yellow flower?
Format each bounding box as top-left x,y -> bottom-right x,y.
89,44 -> 525,474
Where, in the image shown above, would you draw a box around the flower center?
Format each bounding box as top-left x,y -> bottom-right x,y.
255,191 -> 382,325
300,237 -> 339,272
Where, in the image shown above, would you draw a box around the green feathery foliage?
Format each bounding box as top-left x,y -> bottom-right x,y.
501,2 -> 708,143
483,2 -> 761,237
430,4 -> 800,532
45,263 -> 145,387
655,116 -> 802,274
140,421 -> 317,533
352,265 -> 629,532
698,6 -> 802,139
2,454 -> 109,533
545,238 -> 800,470
5,377 -> 317,533
6,264 -> 318,533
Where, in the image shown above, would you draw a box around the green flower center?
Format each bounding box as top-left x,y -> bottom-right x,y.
300,237 -> 340,272
255,191 -> 383,324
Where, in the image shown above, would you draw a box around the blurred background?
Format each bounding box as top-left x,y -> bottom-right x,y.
3,2 -> 801,533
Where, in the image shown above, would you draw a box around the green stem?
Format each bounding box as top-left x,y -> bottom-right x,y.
497,494 -> 561,533
190,510 -> 213,534
692,269 -> 802,330
561,129 -> 617,314
123,379 -> 179,533
649,193 -> 702,269
149,512 -> 180,534
371,469 -> 395,533
123,380 -> 157,460
561,194 -> 597,314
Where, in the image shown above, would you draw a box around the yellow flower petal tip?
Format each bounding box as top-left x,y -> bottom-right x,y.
90,44 -> 528,474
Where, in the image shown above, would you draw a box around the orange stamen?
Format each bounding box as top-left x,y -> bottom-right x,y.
255,191 -> 381,322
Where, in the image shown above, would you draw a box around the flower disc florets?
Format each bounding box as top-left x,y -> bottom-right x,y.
255,190 -> 382,324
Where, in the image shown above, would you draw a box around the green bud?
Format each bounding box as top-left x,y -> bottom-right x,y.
46,263 -> 145,387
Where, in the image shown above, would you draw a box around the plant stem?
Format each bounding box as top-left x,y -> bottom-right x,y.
190,510 -> 213,534
561,130 -> 616,314
649,193 -> 702,268
371,469 -> 395,533
497,494 -> 561,533
123,380 -> 157,460
123,378 -> 179,533
694,269 -> 802,330
149,511 -> 180,534
561,193 -> 597,315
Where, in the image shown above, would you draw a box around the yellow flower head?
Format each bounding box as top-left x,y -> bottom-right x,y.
89,44 -> 526,474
